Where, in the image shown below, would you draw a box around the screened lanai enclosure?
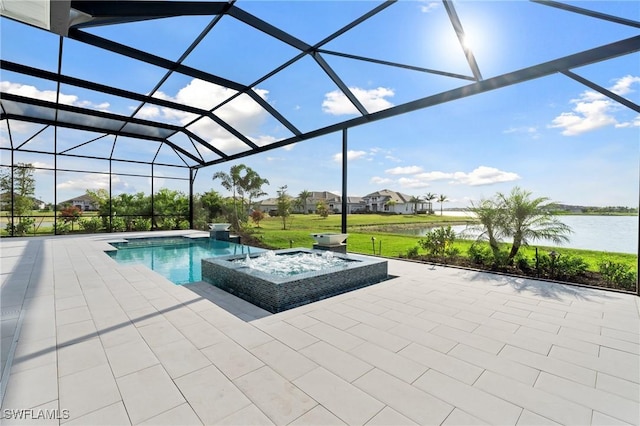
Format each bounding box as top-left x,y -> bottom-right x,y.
0,0 -> 638,236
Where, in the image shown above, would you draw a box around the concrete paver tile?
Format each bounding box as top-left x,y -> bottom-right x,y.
535,372 -> 639,425
116,364 -> 185,424
299,341 -> 372,383
596,372 -> 640,402
449,343 -> 539,386
288,405 -> 346,426
294,367 -> 384,425
57,337 -> 109,377
105,338 -> 159,378
234,366 -> 317,425
63,402 -> 131,425
2,362 -> 58,412
353,368 -> 452,425
59,364 -> 121,422
174,365 -> 251,424
414,369 -> 522,425
151,338 -> 210,379
304,322 -> 365,352
549,345 -> 638,384
216,404 -> 274,426
516,410 -> 560,425
250,340 -> 318,381
258,321 -> 318,350
441,408 -> 489,425
350,342 -> 426,383
345,323 -> 410,352
139,403 -> 203,425
399,343 -> 484,385
365,406 -> 418,425
201,339 -> 264,380
499,344 -> 596,386
474,370 -> 592,425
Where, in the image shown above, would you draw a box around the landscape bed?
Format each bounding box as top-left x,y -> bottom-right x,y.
202,248 -> 389,313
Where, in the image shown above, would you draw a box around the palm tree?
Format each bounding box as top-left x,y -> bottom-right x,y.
498,187 -> 572,260
465,198 -> 506,258
424,192 -> 437,214
408,195 -> 422,214
298,190 -> 312,214
437,194 -> 448,216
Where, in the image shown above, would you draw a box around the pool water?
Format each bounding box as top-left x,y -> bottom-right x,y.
106,236 -> 264,284
232,250 -> 351,277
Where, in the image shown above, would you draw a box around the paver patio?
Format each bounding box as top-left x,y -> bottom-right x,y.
1,231 -> 639,425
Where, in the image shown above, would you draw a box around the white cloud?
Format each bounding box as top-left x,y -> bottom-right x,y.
418,1 -> 439,13
385,166 -> 423,175
147,79 -> 273,152
370,176 -> 392,185
451,166 -> 520,186
380,166 -> 520,188
610,75 -> 640,96
503,126 -> 539,138
322,87 -> 394,116
398,177 -> 430,189
549,75 -> 640,136
0,81 -> 111,111
332,150 -> 368,163
385,155 -> 402,163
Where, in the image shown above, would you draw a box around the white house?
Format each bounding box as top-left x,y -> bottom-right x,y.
259,191 -> 365,214
59,193 -> 99,211
362,189 -> 414,214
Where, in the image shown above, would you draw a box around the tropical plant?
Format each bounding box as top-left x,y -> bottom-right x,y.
424,192 -> 437,214
497,187 -> 572,260
276,185 -> 291,230
465,198 -> 506,259
297,190 -> 312,214
408,195 -> 422,214
437,194 -> 448,216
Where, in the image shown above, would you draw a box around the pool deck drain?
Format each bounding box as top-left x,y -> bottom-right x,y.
1,230 -> 638,425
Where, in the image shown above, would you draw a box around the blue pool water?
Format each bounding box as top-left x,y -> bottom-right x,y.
106,236 -> 264,284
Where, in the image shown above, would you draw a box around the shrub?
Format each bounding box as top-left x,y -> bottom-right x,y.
159,217 -> 177,230
53,221 -> 71,235
132,218 -> 151,231
554,254 -> 588,279
418,226 -> 456,257
251,210 -> 265,227
79,217 -> 102,233
599,260 -> 637,290
468,243 -> 492,265
405,246 -> 420,259
178,220 -> 190,230
110,216 -> 126,232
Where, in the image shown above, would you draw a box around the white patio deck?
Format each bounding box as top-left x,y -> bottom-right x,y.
1,231 -> 639,425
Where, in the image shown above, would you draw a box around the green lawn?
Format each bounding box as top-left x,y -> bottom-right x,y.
249,213 -> 637,272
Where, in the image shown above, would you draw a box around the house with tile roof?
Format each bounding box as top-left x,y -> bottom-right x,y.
362,189 -> 415,214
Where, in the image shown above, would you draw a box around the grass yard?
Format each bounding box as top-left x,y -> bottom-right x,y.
249,213 -> 637,273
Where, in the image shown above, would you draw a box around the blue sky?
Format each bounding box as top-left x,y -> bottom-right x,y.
1,0 -> 638,207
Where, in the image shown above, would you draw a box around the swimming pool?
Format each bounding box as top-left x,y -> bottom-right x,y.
106,236 -> 264,284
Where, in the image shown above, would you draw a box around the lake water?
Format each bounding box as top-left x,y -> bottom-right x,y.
396,214 -> 639,254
